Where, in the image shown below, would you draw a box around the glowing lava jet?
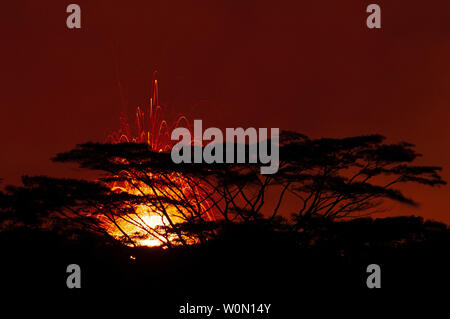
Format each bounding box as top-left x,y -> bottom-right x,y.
105,72 -> 214,247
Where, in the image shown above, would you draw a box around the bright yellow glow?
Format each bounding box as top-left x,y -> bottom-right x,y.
103,75 -> 214,247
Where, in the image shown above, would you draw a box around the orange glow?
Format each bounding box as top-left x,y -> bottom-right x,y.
105,72 -> 214,247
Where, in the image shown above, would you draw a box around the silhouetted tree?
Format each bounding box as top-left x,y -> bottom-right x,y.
276,133 -> 445,228
42,131 -> 444,243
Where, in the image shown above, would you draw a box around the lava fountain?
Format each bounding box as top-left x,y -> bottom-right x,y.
104,72 -> 215,247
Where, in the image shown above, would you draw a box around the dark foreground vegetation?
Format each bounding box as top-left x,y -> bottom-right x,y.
1,216 -> 449,315
0,131 -> 448,314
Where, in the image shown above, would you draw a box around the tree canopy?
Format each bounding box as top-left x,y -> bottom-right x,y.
0,131 -> 445,247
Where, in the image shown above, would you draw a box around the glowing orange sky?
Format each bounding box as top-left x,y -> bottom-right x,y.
1,0 -> 450,223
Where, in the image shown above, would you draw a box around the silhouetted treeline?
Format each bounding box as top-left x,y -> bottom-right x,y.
0,131 -> 445,247
0,215 -> 448,314
0,131 -> 447,313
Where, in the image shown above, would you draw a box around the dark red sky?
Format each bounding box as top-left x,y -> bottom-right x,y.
1,0 -> 450,223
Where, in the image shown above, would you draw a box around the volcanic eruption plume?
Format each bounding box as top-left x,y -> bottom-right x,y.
104,72 -> 216,247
